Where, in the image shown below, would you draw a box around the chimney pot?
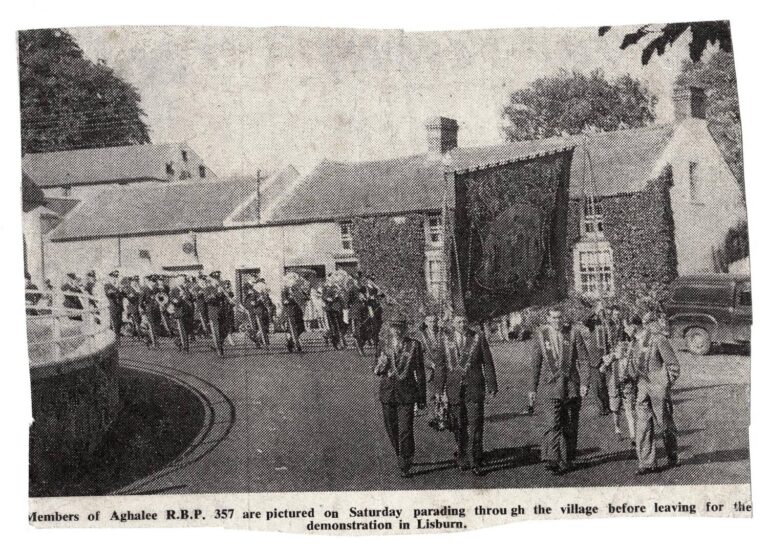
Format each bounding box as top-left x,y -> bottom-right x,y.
673,86 -> 707,121
426,117 -> 459,155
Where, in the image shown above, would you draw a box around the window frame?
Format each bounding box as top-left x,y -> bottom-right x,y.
338,220 -> 354,252
581,195 -> 605,238
424,250 -> 446,300
573,240 -> 615,297
425,212 -> 444,248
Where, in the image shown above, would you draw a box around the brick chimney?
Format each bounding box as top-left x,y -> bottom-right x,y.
426,117 -> 459,155
673,86 -> 707,121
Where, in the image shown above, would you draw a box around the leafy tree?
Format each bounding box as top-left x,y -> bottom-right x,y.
677,51 -> 744,196
18,28 -> 150,154
599,21 -> 732,65
501,69 -> 656,142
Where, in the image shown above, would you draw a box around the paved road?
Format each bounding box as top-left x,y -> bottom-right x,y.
116,337 -> 750,494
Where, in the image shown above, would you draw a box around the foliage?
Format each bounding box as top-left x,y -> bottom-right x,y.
352,215 -> 428,323
677,51 -> 744,196
565,169 -> 677,311
599,21 -> 732,65
501,69 -> 656,142
19,29 -> 150,154
722,220 -> 749,267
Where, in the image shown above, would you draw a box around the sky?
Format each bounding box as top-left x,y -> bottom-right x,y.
69,25 -> 692,177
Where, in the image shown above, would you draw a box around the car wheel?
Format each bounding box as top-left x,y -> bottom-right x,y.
686,327 -> 712,355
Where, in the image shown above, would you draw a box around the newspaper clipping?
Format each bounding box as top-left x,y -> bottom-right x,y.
21,22 -> 751,532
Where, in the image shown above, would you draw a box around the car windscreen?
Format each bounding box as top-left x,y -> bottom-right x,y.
670,284 -> 733,306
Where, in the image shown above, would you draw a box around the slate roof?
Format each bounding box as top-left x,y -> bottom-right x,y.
22,172 -> 45,212
43,197 -> 81,217
49,177 -> 262,241
22,143 -> 214,188
48,124 -> 678,240
267,124 -> 675,223
49,167 -> 300,241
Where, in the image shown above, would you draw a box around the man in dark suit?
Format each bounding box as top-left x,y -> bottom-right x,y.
373,315 -> 427,478
103,270 -> 124,344
205,271 -> 227,357
584,300 -> 615,416
530,308 -> 595,474
434,315 -> 498,475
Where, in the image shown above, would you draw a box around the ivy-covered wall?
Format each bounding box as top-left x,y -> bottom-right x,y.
351,214 -> 430,322
567,166 -> 678,303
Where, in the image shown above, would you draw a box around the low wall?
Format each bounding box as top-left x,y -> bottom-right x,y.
29,342 -> 120,490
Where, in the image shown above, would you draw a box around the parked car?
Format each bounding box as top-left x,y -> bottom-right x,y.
666,273 -> 751,355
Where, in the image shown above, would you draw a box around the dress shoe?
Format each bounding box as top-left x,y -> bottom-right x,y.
635,466 -> 657,476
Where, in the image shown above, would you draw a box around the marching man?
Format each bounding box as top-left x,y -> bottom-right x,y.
630,311 -> 681,475
103,270 -> 124,345
530,308 -> 594,475
373,315 -> 427,478
434,315 -> 498,476
169,276 -> 191,352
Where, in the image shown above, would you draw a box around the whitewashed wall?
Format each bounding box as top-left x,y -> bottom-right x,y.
44,221 -> 344,299
658,118 -> 747,274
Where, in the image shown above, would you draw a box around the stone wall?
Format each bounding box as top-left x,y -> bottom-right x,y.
29,342 -> 121,491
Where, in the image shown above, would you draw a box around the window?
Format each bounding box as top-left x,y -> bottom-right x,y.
689,161 -> 702,203
181,150 -> 188,162
425,213 -> 443,247
166,162 -> 175,177
671,285 -> 733,306
739,290 -> 752,307
574,242 -> 614,296
425,255 -> 446,300
339,221 -> 353,251
335,261 -> 359,275
582,196 -> 604,236
199,165 -> 207,178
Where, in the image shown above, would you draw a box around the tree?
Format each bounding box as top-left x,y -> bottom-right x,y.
599,21 -> 732,65
18,28 -> 150,154
677,51 -> 744,196
501,69 -> 656,142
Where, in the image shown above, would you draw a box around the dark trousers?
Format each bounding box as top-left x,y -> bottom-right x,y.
593,368 -> 610,412
174,317 -> 190,351
542,396 -> 581,467
381,402 -> 415,471
182,304 -> 195,340
208,305 -> 224,355
448,400 -> 485,468
109,308 -> 123,343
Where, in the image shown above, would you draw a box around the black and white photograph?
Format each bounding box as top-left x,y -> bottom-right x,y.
18,18 -> 752,531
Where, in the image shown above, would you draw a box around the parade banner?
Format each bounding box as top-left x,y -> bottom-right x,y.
451,150 -> 574,322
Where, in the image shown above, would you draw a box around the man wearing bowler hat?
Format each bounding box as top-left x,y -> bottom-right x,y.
373,314 -> 427,478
